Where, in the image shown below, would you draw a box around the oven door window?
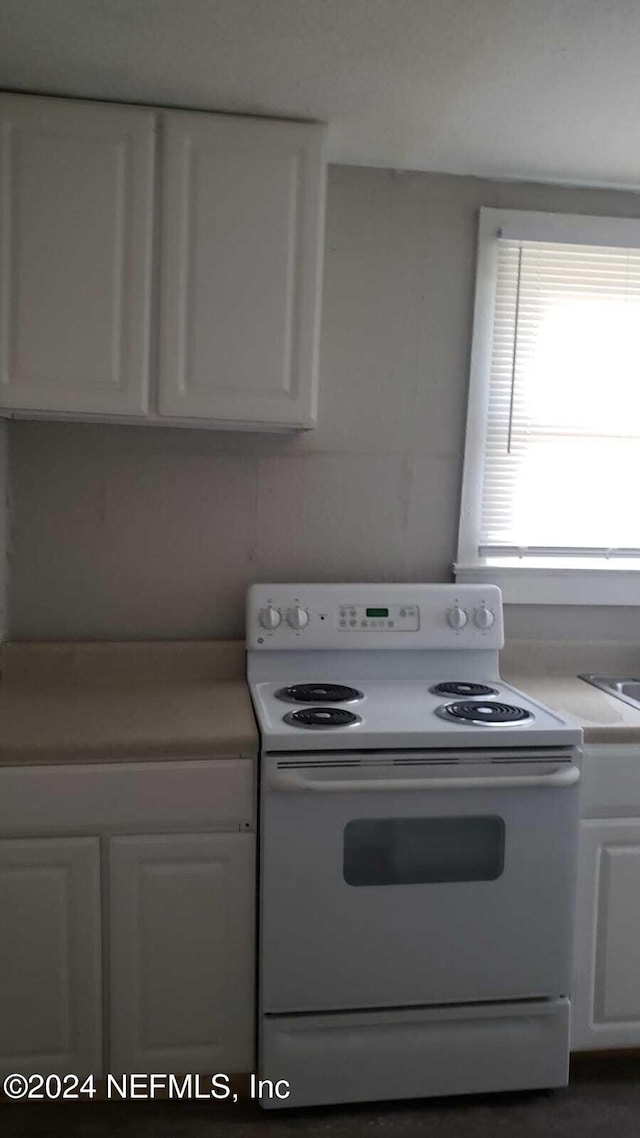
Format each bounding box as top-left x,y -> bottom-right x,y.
343,816 -> 505,886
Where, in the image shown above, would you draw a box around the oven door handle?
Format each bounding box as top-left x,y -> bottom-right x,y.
268,764 -> 581,793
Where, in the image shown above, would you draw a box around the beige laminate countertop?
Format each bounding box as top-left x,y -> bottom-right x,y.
3,639 -> 640,761
0,641 -> 258,764
503,671 -> 640,745
0,681 -> 258,764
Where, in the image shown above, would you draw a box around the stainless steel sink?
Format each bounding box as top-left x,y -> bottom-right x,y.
579,674 -> 640,710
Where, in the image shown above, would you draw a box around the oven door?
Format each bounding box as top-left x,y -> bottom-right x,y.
260,752 -> 580,1014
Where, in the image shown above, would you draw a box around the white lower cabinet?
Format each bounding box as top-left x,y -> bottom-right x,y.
109,832 -> 255,1074
572,743 -> 640,1050
0,837 -> 102,1076
0,758 -> 256,1078
572,818 -> 640,1049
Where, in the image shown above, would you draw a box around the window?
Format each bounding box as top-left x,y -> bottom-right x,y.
456,208 -> 640,604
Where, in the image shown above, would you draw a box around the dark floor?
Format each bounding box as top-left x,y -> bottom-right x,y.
2,1055 -> 639,1138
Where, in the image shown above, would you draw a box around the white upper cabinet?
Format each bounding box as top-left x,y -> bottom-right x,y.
0,94 -> 326,430
0,94 -> 155,415
158,112 -> 325,428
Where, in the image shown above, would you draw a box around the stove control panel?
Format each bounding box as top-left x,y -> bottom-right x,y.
338,604 -> 419,631
247,584 -> 504,650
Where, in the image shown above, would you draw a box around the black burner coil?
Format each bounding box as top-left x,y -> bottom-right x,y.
430,682 -> 498,697
437,701 -> 533,725
283,707 -> 362,729
275,683 -> 363,704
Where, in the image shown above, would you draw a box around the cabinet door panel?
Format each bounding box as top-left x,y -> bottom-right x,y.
0,836 -> 102,1075
0,95 -> 154,414
110,832 -> 255,1073
572,818 -> 640,1049
159,112 -> 325,427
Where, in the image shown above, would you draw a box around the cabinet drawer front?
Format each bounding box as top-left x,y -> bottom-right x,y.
0,94 -> 154,415
262,1000 -> 570,1108
0,758 -> 255,834
581,745 -> 640,817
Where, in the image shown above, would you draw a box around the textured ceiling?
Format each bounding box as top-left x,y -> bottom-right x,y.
3,0 -> 640,188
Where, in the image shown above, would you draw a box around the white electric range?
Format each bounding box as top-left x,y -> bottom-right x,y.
247,583 -> 583,1110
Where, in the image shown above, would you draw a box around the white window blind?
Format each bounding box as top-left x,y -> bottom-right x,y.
481,237 -> 640,559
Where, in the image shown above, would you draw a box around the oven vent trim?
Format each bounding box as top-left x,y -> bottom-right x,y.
274,750 -> 577,771
271,747 -> 577,768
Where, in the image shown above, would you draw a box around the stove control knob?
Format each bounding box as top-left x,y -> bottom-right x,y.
287,606 -> 309,631
474,605 -> 495,630
258,606 -> 281,631
446,605 -> 468,631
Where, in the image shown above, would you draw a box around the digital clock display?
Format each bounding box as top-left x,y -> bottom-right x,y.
366,608 -> 389,618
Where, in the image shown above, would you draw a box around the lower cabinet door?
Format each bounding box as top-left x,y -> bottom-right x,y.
572,818 -> 640,1049
0,836 -> 102,1076
109,832 -> 255,1074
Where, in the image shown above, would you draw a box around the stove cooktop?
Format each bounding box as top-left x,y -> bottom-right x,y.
246,584 -> 583,753
250,678 -> 582,751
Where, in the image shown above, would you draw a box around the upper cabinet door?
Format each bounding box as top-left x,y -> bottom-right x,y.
158,113 -> 326,428
0,95 -> 155,415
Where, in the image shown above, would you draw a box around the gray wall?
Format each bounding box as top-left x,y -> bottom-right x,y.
10,166 -> 640,642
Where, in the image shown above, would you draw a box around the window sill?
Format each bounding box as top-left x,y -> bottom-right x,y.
454,562 -> 640,605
